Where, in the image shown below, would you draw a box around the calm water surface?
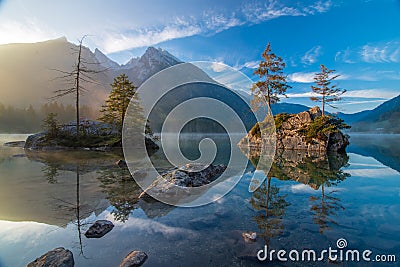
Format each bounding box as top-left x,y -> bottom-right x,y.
0,134 -> 399,267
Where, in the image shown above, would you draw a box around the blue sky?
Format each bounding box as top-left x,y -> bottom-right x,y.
0,0 -> 399,113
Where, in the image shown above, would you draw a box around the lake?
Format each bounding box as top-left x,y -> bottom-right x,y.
0,133 -> 399,266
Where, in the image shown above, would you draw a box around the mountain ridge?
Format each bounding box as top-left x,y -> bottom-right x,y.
338,94 -> 400,133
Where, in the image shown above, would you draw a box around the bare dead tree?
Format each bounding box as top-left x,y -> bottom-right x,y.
49,35 -> 106,136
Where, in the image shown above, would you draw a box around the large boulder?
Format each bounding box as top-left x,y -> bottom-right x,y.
139,163 -> 226,199
27,247 -> 74,267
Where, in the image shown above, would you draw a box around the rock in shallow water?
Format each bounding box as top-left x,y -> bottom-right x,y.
27,247 -> 74,267
119,251 -> 148,267
138,163 -> 226,199
84,220 -> 114,238
242,231 -> 257,242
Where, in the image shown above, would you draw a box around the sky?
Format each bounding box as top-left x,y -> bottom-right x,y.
0,0 -> 399,113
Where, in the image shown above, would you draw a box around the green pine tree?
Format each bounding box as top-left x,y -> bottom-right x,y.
251,42 -> 291,112
311,64 -> 346,116
99,74 -> 137,132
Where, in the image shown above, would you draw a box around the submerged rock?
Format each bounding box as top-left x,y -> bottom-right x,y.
119,251 -> 148,267
84,220 -> 114,238
27,247 -> 74,267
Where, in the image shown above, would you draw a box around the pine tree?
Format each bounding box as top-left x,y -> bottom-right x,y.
251,42 -> 291,112
311,64 -> 346,116
99,74 -> 137,132
42,113 -> 60,138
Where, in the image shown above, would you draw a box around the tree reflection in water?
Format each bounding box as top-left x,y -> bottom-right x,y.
97,166 -> 141,222
45,166 -> 89,257
250,177 -> 289,244
41,162 -> 60,184
245,148 -> 350,237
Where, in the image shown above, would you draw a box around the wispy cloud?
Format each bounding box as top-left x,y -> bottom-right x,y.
301,45 -> 323,65
99,1 -> 334,53
101,23 -> 202,53
288,71 -> 349,83
335,47 -> 357,64
335,41 -> 400,64
242,61 -> 259,69
288,72 -> 316,83
286,88 -> 398,100
234,60 -> 259,70
361,42 -> 400,63
242,0 -> 332,23
353,69 -> 400,81
303,0 -> 333,14
0,0 -> 335,55
343,89 -> 399,99
210,61 -> 228,72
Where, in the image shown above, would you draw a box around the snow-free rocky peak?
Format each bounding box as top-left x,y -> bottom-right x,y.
94,48 -> 120,69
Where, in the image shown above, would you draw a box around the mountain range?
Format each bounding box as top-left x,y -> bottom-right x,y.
0,37 -> 398,133
337,95 -> 400,133
0,37 -> 182,109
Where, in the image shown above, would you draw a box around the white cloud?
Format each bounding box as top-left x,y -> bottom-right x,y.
210,61 -> 228,72
288,72 -> 316,83
335,99 -> 387,106
234,60 -> 259,70
301,45 -> 322,65
286,92 -> 318,98
353,70 -> 400,81
243,61 -> 260,69
343,89 -> 399,99
286,88 -> 398,100
335,48 -> 357,64
0,0 -> 335,55
101,24 -> 202,54
202,10 -> 244,32
306,0 -> 332,13
336,41 -> 400,64
361,42 -> 400,63
101,0 -> 334,54
288,71 -> 349,83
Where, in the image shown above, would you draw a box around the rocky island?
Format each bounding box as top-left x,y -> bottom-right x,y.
24,120 -> 159,152
239,107 -> 350,152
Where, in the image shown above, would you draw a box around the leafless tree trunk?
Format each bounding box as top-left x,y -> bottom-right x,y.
49,35 -> 107,136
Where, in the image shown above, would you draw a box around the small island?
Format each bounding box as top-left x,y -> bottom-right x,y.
239,106 -> 350,152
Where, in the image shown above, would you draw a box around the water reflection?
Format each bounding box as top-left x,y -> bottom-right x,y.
250,177 -> 289,244
29,149 -> 174,224
245,148 -> 351,237
42,162 -> 60,184
97,166 -> 141,222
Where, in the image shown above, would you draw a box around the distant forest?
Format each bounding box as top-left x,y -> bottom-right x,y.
0,102 -> 98,133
